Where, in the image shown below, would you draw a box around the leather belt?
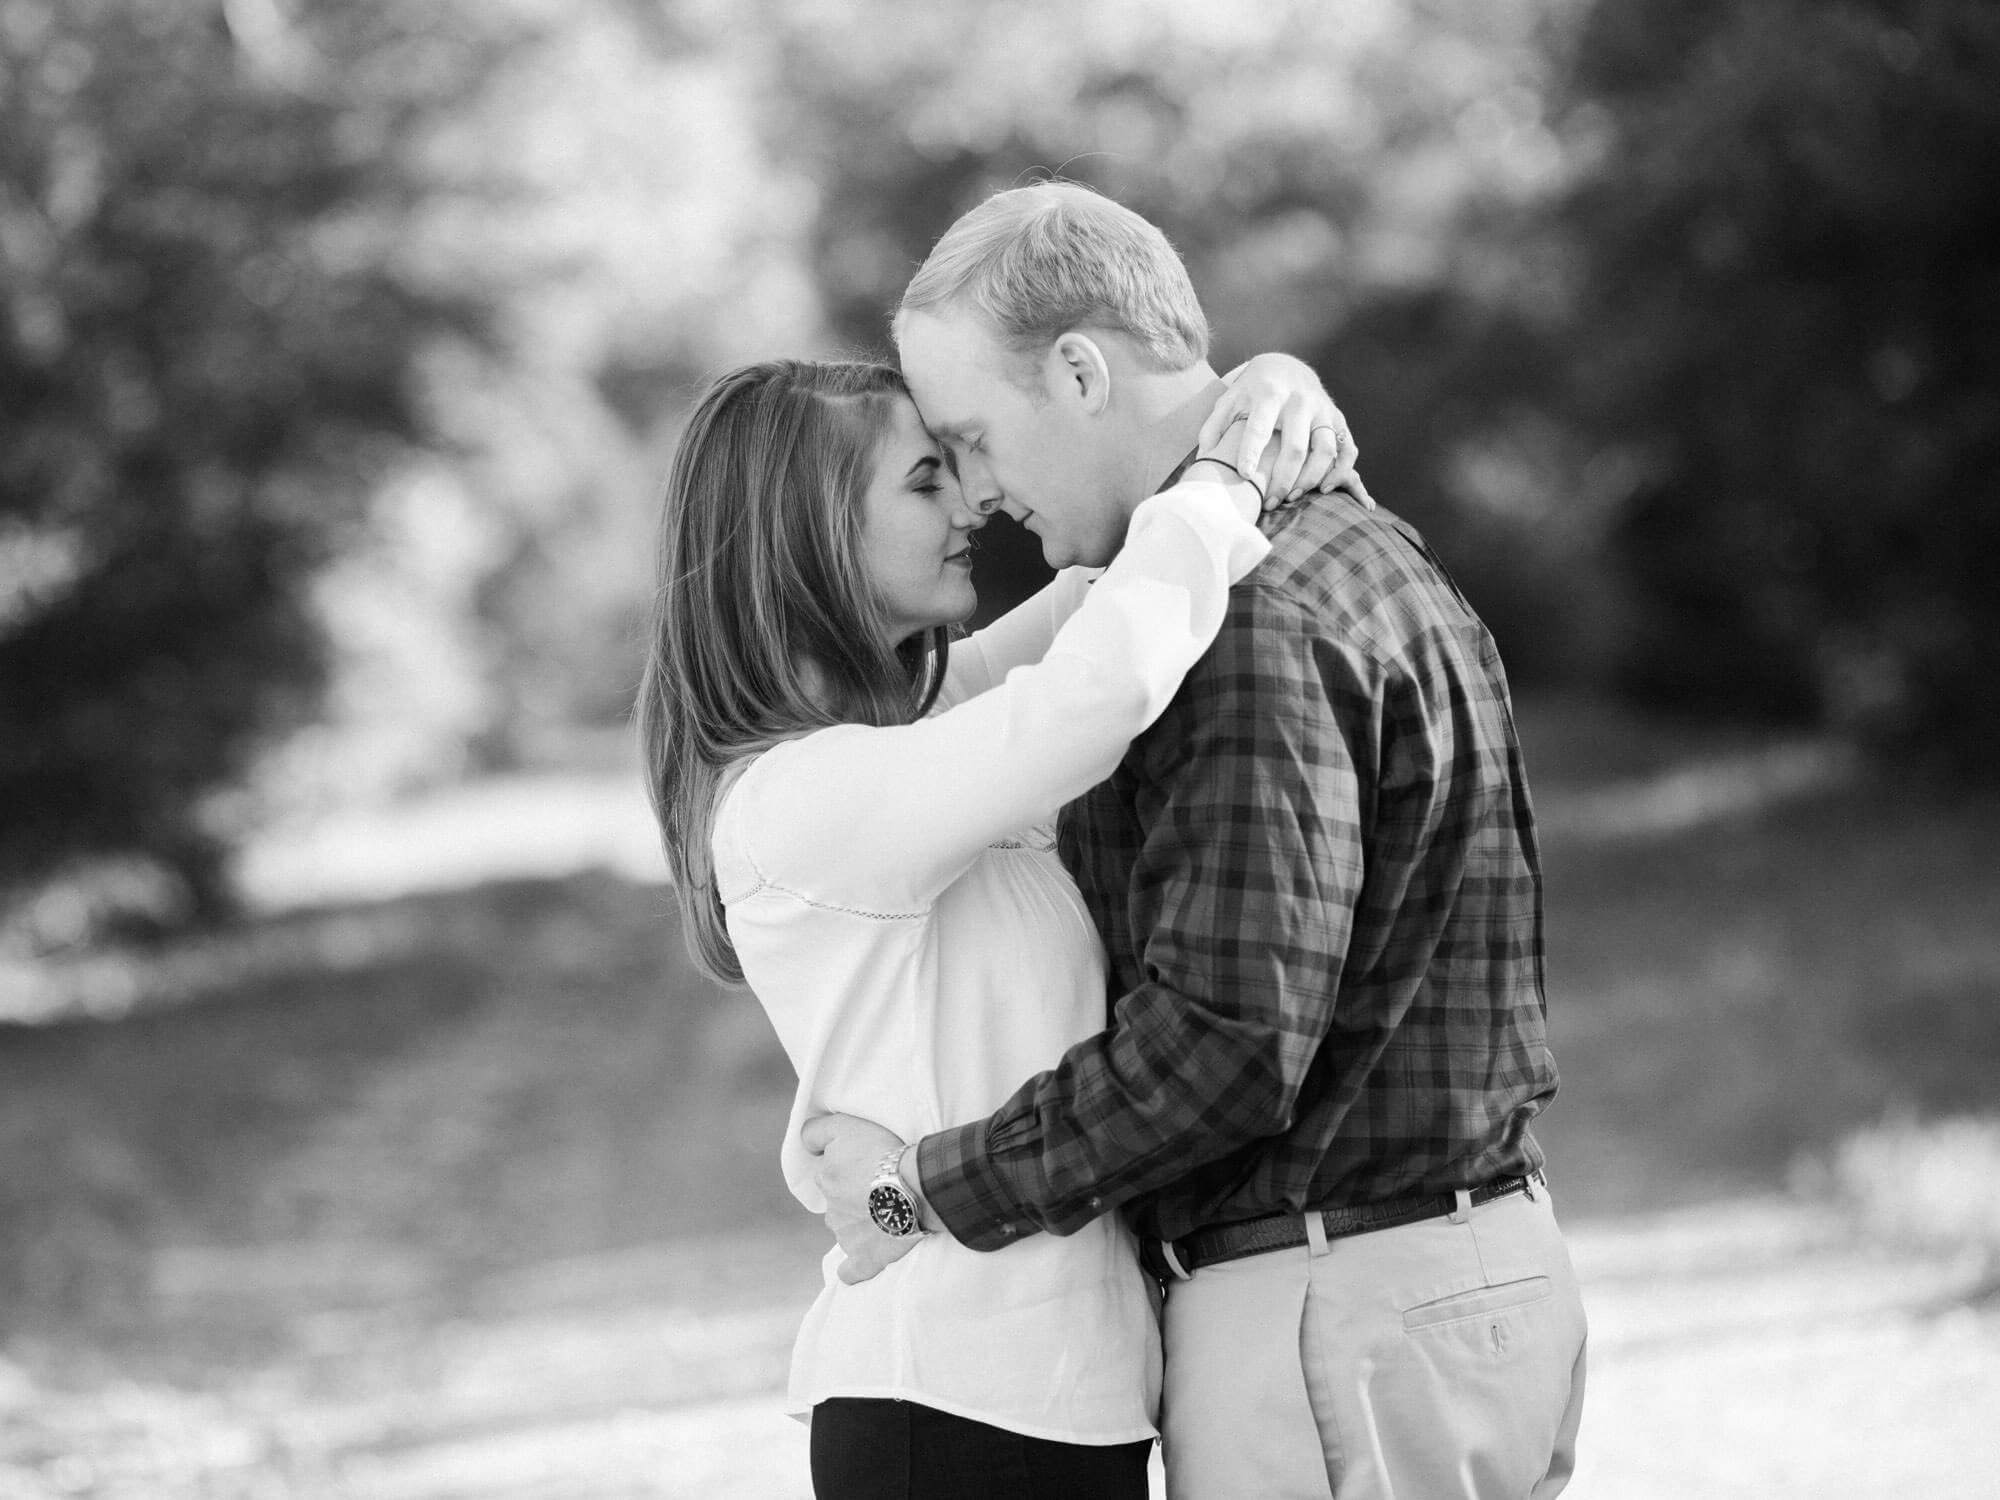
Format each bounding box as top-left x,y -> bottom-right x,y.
1143,1175 -> 1535,1282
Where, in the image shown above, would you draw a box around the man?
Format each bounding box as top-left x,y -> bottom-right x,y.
803,181 -> 1587,1498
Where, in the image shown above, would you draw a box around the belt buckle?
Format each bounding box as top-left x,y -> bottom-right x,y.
1156,1239 -> 1194,1282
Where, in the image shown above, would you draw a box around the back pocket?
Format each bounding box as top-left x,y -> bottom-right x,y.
1402,1276 -> 1551,1331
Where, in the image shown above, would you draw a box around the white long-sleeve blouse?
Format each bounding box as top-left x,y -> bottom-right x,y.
711,478 -> 1270,1443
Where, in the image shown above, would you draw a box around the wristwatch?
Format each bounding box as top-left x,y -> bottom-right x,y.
866,1148 -> 930,1239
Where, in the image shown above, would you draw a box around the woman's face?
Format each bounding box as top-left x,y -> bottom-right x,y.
860,395 -> 987,645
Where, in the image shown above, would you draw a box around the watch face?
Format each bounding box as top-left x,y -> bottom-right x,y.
868,1183 -> 920,1238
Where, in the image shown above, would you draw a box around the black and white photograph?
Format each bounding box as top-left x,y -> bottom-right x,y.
2,1 -> 1995,1495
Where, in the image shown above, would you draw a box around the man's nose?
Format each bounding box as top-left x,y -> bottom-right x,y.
961,477 -> 1004,523
957,451 -> 1003,510
952,491 -> 994,530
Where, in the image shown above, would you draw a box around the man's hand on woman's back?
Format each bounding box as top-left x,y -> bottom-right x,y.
801,1112 -> 922,1285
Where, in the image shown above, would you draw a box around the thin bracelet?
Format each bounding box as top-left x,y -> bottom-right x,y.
1189,455 -> 1266,507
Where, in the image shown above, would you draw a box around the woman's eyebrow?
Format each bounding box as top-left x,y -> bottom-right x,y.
904,454 -> 942,481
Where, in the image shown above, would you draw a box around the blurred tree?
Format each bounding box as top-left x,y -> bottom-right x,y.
416,0 -> 819,755
1559,0 -> 2000,763
754,0 -> 1601,658
0,0 -> 501,922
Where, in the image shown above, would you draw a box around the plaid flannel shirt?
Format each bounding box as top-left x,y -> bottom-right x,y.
915,495 -> 1559,1250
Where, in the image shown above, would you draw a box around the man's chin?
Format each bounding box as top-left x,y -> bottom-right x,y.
1043,540 -> 1114,570
1028,528 -> 1072,569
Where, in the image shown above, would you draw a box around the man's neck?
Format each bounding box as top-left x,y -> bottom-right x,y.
1120,364 -> 1226,513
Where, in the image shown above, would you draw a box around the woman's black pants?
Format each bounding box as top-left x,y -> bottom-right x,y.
810,1397 -> 1153,1500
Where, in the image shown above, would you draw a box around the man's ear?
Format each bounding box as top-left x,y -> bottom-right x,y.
1048,331 -> 1111,416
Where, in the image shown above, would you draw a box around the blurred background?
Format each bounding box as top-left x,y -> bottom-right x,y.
2,0 -> 1996,1494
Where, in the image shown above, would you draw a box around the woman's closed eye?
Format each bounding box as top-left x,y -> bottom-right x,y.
908,453 -> 949,496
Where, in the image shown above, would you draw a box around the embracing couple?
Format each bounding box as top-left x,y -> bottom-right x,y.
639,182 -> 1587,1500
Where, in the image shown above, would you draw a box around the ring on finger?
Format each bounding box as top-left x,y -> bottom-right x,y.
1310,424 -> 1342,445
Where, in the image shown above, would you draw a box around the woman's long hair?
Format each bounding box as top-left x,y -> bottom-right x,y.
636,360 -> 950,983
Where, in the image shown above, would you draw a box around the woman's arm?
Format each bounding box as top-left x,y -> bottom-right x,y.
941,352 -> 1356,703
731,479 -> 1270,912
936,566 -> 1095,708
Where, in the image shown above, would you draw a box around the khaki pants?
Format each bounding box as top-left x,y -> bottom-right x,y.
1159,1180 -> 1587,1499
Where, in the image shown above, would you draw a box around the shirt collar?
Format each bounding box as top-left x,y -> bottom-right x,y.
1157,446 -> 1201,494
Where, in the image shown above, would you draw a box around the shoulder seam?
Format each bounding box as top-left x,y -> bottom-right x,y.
1228,575 -> 1394,676
725,782 -> 926,918
737,878 -> 929,922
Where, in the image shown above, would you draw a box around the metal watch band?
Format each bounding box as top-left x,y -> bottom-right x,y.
866,1148 -> 926,1238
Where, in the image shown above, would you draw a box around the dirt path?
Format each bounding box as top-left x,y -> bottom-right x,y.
2,1200 -> 1994,1499
6,748 -> 1994,1496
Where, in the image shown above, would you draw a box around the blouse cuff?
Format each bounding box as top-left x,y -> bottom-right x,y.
1132,478 -> 1273,583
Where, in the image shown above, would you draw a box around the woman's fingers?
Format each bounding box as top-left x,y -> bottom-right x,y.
1229,399 -> 1281,497
1322,424 -> 1376,508
1255,391 -> 1315,501
1293,419 -> 1342,495
1196,393 -> 1242,457
1304,420 -> 1375,510
1200,357 -> 1374,510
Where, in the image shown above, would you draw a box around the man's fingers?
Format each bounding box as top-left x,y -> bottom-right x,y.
837,1252 -> 888,1286
832,1236 -> 912,1285
799,1111 -> 891,1154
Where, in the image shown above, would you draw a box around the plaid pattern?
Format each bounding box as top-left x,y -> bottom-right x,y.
917,499 -> 1558,1251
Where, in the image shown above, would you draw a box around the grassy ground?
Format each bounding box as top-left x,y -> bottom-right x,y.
1,696 -> 1996,1495
1522,705 -> 2000,1219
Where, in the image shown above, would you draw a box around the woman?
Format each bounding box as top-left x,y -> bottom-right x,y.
638,354 -> 1354,1497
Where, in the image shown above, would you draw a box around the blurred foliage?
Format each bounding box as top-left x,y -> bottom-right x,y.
762,0 -> 2000,740
0,0 -> 816,925
0,0 -> 505,916
1559,0 -> 2000,765
757,0 -> 1591,650
3,0 -> 1997,923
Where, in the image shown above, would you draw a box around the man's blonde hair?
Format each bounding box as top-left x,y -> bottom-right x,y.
896,181 -> 1209,372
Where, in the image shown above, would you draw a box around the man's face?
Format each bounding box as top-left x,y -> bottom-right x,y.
897,308 -> 1123,570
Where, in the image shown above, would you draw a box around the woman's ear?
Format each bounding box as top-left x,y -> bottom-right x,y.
1049,331 -> 1111,416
